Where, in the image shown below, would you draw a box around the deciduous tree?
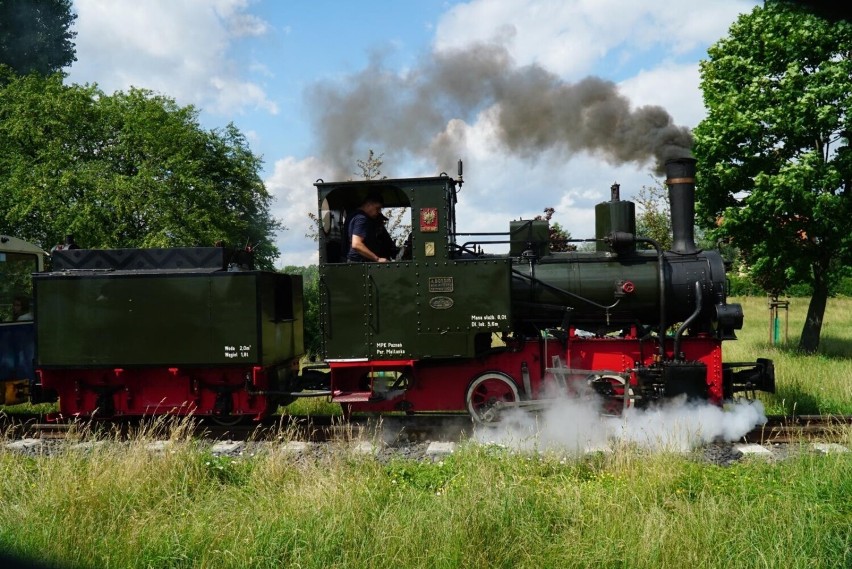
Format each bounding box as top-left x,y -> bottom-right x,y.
0,72 -> 281,268
355,149 -> 385,180
0,0 -> 76,76
634,178 -> 672,251
693,1 -> 852,353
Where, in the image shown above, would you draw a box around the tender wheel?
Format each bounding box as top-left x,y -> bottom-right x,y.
587,374 -> 634,416
465,372 -> 520,423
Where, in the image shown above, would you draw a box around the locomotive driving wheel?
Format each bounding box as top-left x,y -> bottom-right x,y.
587,374 -> 634,416
465,372 -> 520,423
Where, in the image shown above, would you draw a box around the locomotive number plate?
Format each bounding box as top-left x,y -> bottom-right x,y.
428,276 -> 454,293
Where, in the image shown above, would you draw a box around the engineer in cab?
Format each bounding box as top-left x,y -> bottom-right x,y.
345,192 -> 397,263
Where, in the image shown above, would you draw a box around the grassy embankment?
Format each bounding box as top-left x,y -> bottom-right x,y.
0,420 -> 851,569
0,296 -> 851,568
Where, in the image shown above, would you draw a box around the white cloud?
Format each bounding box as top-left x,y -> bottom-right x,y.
223,10 -> 270,37
69,0 -> 277,115
434,0 -> 757,79
618,61 -> 704,128
265,155 -> 327,267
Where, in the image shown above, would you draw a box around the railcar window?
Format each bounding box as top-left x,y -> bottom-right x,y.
0,252 -> 38,323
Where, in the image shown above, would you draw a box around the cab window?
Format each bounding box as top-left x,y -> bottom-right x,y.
0,252 -> 39,323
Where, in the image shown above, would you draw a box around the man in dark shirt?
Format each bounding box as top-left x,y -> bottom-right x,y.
346,192 -> 390,262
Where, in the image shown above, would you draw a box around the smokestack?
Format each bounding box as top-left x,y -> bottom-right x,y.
665,157 -> 698,254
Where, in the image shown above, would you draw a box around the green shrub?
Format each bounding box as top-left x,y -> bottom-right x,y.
727,274 -> 852,298
831,276 -> 852,297
727,274 -> 764,296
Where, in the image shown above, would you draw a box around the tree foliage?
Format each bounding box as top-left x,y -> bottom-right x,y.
0,71 -> 282,268
693,1 -> 852,353
634,178 -> 672,251
282,265 -> 321,357
355,149 -> 385,180
535,208 -> 575,252
0,0 -> 76,76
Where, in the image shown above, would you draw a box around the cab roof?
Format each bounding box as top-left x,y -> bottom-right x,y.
0,235 -> 47,256
315,175 -> 458,210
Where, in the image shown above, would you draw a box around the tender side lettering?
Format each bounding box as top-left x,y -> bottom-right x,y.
224,344 -> 252,358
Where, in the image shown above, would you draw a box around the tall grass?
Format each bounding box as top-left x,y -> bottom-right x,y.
0,424 -> 850,569
727,297 -> 852,415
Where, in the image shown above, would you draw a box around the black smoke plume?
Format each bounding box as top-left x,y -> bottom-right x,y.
307,40 -> 692,177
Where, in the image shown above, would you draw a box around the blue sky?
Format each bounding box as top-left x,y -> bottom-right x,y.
66,0 -> 760,266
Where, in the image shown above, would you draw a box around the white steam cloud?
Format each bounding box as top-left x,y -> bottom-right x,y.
475,395 -> 767,454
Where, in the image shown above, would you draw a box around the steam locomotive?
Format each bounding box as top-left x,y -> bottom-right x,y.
314,157 -> 774,421
2,157 -> 774,422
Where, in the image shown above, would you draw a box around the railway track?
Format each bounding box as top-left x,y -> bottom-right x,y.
2,414 -> 475,444
741,414 -> 852,444
4,413 -> 851,446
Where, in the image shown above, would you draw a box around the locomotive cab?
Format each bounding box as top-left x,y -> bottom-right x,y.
315,175 -> 514,364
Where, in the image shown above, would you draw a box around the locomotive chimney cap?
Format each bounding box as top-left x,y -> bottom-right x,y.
664,157 -> 697,186
610,183 -> 620,201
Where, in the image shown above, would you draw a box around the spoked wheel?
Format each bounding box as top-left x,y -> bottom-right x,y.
465,372 -> 520,423
587,374 -> 634,416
